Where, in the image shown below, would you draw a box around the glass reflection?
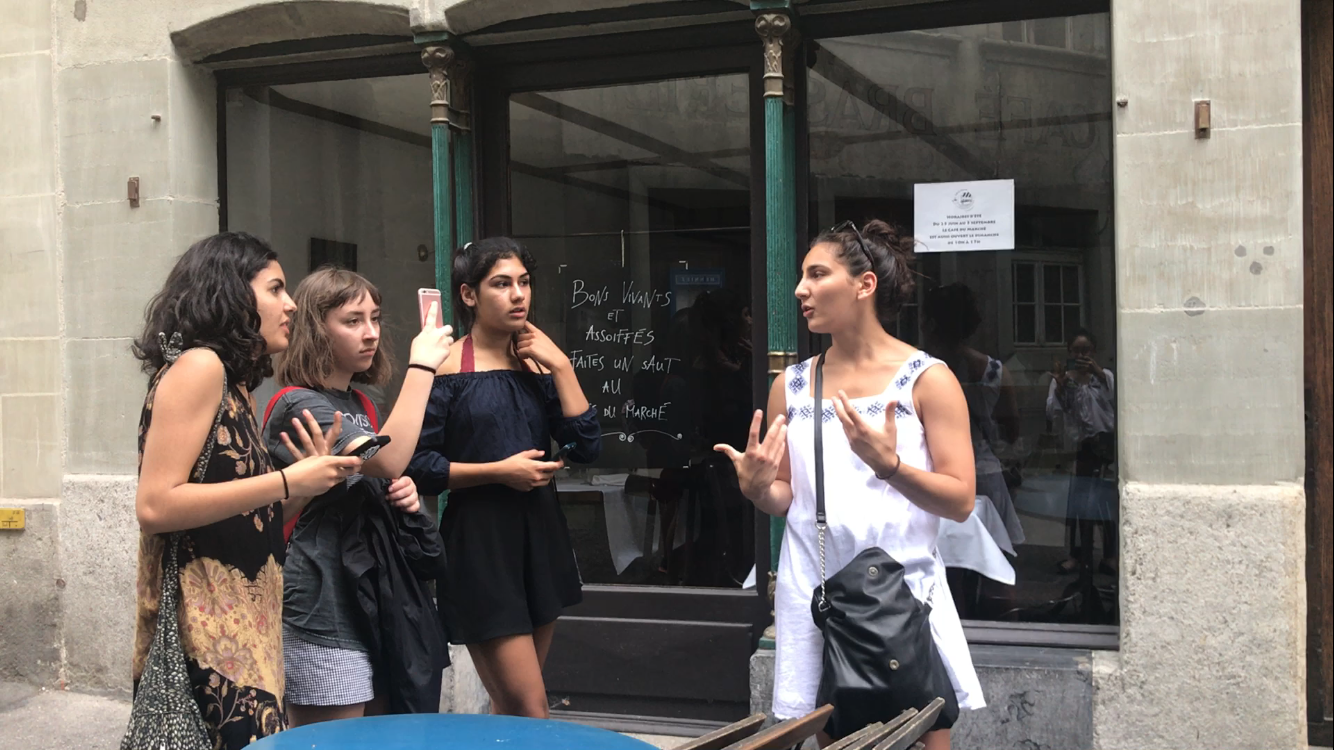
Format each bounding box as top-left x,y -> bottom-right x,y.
808,15 -> 1117,625
509,74 -> 755,587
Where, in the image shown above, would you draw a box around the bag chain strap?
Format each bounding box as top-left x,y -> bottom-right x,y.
815,353 -> 829,611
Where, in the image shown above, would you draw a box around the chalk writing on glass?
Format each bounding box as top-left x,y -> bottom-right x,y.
603,430 -> 684,443
568,274 -> 687,464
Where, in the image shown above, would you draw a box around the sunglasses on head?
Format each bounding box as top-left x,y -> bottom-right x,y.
828,220 -> 876,271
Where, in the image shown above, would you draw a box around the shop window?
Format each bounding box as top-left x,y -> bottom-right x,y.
809,12 -> 1118,629
508,74 -> 757,590
223,74 -> 433,413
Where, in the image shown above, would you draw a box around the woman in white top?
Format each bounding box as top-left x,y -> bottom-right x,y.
1046,328 -> 1117,576
715,220 -> 984,749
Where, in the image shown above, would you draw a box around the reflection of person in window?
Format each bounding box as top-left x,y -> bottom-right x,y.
690,289 -> 753,452
921,283 -> 1026,550
1046,328 -> 1117,575
687,289 -> 754,585
632,308 -> 693,576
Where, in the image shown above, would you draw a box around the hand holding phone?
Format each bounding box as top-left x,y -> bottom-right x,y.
418,288 -> 444,328
412,288 -> 454,371
349,434 -> 392,460
551,442 -> 577,463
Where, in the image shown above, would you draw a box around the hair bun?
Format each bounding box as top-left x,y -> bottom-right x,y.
861,219 -> 915,261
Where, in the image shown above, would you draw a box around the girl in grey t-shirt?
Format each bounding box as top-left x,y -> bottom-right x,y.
264,267 -> 452,725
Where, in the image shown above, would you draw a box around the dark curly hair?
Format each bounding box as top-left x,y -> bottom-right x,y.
452,236 -> 537,333
812,219 -> 916,333
132,232 -> 279,390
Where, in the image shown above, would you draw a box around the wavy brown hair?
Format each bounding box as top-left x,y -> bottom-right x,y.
276,266 -> 394,389
132,232 -> 278,390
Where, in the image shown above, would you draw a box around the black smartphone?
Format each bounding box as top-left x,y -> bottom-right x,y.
351,434 -> 391,460
1066,357 -> 1083,372
551,442 -> 576,462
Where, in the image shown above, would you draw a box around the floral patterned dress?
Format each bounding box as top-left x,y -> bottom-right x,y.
132,362 -> 287,749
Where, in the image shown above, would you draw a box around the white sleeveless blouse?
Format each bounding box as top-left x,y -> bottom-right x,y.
771,352 -> 985,719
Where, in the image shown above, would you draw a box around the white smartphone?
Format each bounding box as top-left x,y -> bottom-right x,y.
417,288 -> 443,328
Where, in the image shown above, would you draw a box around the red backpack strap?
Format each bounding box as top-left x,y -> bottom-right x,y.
263,386 -> 305,429
265,386 -> 318,545
352,389 -> 379,431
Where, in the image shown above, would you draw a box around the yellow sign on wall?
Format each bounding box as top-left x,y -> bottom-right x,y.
0,509 -> 26,530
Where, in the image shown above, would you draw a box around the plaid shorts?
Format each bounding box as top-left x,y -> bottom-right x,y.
282,626 -> 375,706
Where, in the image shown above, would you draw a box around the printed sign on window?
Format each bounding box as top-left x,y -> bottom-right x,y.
913,179 -> 1015,252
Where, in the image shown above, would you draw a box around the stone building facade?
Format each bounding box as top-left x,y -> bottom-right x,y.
0,1 -> 1326,748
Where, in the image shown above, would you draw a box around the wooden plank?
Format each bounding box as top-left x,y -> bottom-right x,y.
825,707 -> 919,750
1305,0 -> 1334,745
675,714 -> 766,750
824,722 -> 886,750
722,705 -> 834,750
871,698 -> 945,750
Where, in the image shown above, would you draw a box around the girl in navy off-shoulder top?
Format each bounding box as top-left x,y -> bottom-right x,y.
407,237 -> 600,719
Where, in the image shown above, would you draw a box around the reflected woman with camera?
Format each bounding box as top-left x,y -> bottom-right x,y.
1047,329 -> 1117,577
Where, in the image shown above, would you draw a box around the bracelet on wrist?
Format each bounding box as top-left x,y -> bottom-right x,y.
407,363 -> 437,376
875,453 -> 902,482
279,468 -> 290,500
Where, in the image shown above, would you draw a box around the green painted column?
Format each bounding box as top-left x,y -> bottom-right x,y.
419,40 -> 457,522
755,8 -> 796,649
421,43 -> 456,322
432,123 -> 453,312
764,91 -> 796,368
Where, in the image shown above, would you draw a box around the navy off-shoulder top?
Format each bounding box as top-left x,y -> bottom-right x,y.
407,370 -> 602,498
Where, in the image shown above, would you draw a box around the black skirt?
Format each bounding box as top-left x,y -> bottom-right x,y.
437,484 -> 583,644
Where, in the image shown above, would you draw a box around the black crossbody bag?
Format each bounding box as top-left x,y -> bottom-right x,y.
808,352 -> 960,739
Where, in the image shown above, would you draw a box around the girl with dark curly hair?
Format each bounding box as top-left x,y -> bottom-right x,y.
130,232 -> 361,748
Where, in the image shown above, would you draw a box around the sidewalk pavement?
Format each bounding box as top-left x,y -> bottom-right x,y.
0,682 -> 129,750
0,681 -> 684,749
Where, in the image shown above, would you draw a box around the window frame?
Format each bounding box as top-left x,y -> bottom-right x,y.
1011,255 -> 1087,348
214,0 -> 1119,657
803,2 -> 1117,649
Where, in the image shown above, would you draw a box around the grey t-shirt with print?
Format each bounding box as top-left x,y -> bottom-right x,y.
265,386 -> 386,652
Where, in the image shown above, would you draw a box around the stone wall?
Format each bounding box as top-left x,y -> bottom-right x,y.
0,0 -> 64,688
751,646 -> 1096,749
0,2 -> 1314,746
1095,0 -> 1308,747
0,0 -> 418,692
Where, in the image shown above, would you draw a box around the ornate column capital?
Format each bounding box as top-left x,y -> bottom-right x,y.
421,45 -> 455,125
755,12 -> 797,102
